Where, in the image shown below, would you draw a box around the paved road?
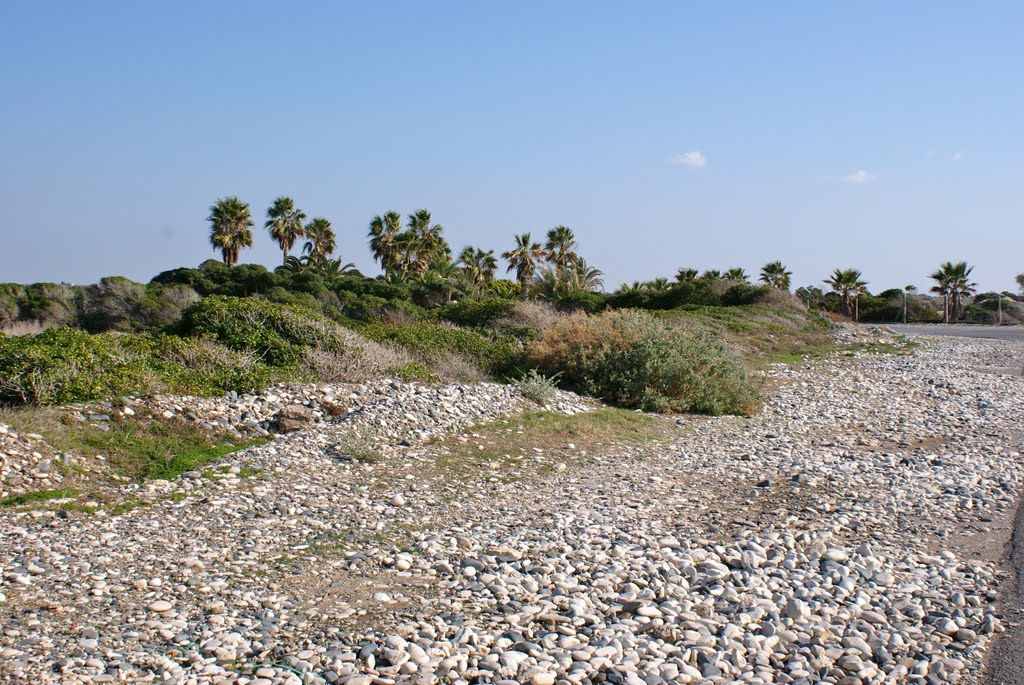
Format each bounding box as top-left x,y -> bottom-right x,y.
888,324 -> 1024,341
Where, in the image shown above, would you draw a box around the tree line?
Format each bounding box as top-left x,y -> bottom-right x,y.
208,196 -> 606,302
208,196 -> 1018,323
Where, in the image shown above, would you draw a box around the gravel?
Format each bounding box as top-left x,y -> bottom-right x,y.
1,332 -> 1022,685
0,423 -> 62,498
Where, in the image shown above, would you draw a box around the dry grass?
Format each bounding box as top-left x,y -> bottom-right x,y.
432,408 -> 671,479
495,300 -> 562,333
527,310 -> 644,367
431,354 -> 487,382
159,336 -> 263,377
0,320 -> 51,337
289,313 -> 419,382
378,308 -> 420,327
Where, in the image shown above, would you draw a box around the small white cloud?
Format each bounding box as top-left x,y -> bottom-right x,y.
669,151 -> 707,168
952,151 -> 963,161
840,169 -> 877,184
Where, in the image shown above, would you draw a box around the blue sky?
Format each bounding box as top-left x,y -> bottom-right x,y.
1,2 -> 1021,293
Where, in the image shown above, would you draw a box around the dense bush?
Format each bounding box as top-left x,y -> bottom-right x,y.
435,298 -> 517,327
857,293 -> 901,323
494,300 -> 561,334
527,310 -> 759,415
362,320 -> 522,377
554,291 -> 606,313
0,328 -> 273,405
177,296 -> 412,379
178,296 -> 343,365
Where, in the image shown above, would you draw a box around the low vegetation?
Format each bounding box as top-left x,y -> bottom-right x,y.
433,408 -> 667,480
4,194 -> 1014,430
528,310 -> 761,415
0,407 -> 266,482
516,369 -> 560,406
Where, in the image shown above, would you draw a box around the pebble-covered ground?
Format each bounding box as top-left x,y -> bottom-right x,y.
1,334 -> 1022,685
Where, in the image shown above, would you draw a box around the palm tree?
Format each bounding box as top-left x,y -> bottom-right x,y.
420,253 -> 462,303
930,261 -> 976,323
265,196 -> 306,262
313,255 -> 358,279
1016,273 -> 1024,295
458,246 -> 498,298
701,269 -> 722,280
642,277 -> 672,292
406,209 -> 449,276
615,281 -> 645,294
760,261 -> 792,290
544,226 -> 578,276
565,256 -> 604,293
208,196 -> 254,267
824,268 -> 868,319
502,233 -> 546,298
675,268 -> 699,284
724,267 -> 750,282
302,217 -> 336,258
275,255 -> 307,275
368,211 -> 403,275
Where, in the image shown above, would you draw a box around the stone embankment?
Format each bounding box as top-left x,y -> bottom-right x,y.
1,333 -> 1022,685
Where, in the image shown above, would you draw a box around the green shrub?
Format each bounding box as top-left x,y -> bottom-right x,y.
362,321 -> 521,375
721,284 -> 771,306
0,327 -> 275,405
17,283 -> 76,327
148,334 -> 273,395
0,328 -> 158,404
393,362 -> 439,382
554,291 -> 606,313
435,298 -> 517,327
178,296 -> 341,366
178,296 -> 415,383
527,310 -> 759,415
516,369 -> 560,406
484,280 -> 521,300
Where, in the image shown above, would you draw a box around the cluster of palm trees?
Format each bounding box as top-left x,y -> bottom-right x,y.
208,196 -> 341,272
614,261 -> 792,295
208,197 -> 603,300
818,261 -> 980,323
365,215 -> 603,300
210,201 -> 999,321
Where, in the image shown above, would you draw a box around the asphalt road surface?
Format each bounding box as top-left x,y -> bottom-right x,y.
888,324 -> 1024,341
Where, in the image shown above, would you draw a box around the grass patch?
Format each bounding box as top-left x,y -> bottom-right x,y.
105,498 -> 150,515
335,433 -> 385,464
0,407 -> 268,483
433,408 -> 667,479
660,305 -> 833,363
1,488 -> 79,507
